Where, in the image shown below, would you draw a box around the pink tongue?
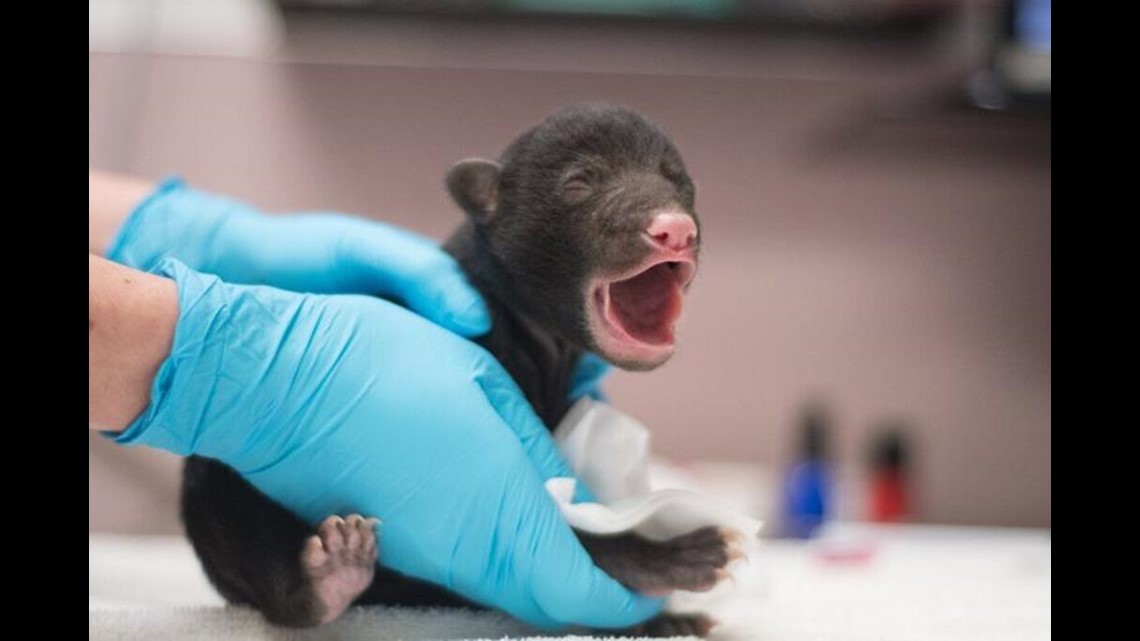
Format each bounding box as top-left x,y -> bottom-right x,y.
609,263 -> 681,345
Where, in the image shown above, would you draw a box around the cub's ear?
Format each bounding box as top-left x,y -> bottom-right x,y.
446,159 -> 501,225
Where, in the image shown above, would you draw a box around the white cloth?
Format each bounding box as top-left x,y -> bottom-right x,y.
546,398 -> 764,610
544,399 -> 766,606
547,398 -> 763,541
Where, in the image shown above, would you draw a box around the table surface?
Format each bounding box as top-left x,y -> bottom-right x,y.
90,522 -> 1050,640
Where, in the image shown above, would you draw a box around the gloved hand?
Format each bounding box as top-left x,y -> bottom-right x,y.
107,178 -> 610,401
107,178 -> 491,337
113,258 -> 661,630
568,351 -> 612,403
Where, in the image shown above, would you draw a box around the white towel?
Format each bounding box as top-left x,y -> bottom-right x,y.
546,398 -> 763,610
549,398 -> 763,541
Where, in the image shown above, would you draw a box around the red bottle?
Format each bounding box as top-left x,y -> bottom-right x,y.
867,428 -> 910,522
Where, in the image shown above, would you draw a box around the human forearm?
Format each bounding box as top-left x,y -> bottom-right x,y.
89,254 -> 178,432
89,169 -> 153,256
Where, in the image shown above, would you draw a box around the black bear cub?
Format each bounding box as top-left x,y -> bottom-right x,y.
181,104 -> 740,637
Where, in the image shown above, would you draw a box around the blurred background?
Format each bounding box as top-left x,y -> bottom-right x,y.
89,0 -> 1050,535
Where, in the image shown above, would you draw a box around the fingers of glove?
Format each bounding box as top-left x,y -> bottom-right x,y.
343,223 -> 490,337
473,358 -> 577,483
400,257 -> 491,338
567,351 -> 613,403
523,493 -> 667,628
447,436 -> 660,630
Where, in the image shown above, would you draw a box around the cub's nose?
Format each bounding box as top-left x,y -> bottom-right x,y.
645,212 -> 698,251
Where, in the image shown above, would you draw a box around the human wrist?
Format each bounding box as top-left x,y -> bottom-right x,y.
89,170 -> 155,256
89,255 -> 179,432
110,258 -> 292,464
107,177 -> 264,277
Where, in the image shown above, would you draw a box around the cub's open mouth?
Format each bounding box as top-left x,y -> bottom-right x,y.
587,253 -> 697,366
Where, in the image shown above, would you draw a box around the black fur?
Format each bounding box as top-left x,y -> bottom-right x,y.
181,104 -> 722,634
446,104 -> 697,366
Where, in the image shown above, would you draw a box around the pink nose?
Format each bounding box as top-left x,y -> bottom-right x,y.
646,213 -> 698,251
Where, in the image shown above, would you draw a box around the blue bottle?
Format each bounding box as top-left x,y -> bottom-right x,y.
781,405 -> 833,539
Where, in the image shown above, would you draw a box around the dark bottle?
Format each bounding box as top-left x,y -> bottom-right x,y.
781,404 -> 833,539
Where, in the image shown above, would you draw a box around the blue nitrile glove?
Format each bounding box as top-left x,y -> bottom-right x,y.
113,258 -> 663,630
107,177 -> 491,337
108,178 -> 610,401
568,351 -> 612,403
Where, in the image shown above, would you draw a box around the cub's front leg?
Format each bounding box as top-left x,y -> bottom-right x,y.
578,526 -> 744,637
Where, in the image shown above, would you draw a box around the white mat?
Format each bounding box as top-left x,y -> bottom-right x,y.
90,606 -> 571,641
90,523 -> 1050,640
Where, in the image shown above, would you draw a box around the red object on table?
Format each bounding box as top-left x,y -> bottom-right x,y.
868,469 -> 908,522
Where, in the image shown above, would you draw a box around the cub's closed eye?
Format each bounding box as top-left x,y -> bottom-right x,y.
563,179 -> 591,193
560,173 -> 594,201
